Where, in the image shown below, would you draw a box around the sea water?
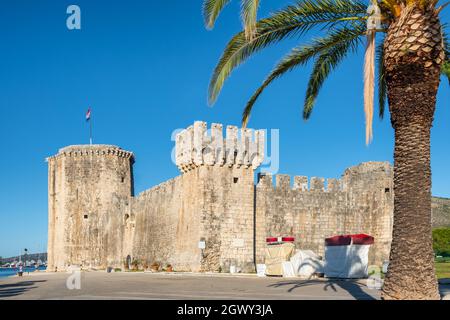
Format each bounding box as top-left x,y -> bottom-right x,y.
0,266 -> 46,279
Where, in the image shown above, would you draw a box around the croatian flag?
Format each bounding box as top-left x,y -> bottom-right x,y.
86,108 -> 91,122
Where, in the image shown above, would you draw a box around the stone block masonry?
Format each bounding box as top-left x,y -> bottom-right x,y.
48,121 -> 444,273
47,145 -> 134,271
255,162 -> 394,266
129,165 -> 255,272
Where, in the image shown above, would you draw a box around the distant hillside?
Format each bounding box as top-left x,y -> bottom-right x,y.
0,252 -> 47,264
432,197 -> 450,228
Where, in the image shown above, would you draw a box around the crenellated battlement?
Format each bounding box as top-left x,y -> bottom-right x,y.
175,121 -> 264,173
256,162 -> 392,195
47,145 -> 134,162
257,173 -> 343,193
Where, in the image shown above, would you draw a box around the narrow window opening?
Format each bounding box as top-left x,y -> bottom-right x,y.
385,188 -> 390,193
84,214 -> 88,219
233,177 -> 239,184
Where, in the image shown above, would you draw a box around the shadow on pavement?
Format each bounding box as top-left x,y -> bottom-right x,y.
0,280 -> 47,299
268,279 -> 377,300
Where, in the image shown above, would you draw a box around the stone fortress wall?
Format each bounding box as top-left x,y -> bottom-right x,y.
255,162 -> 394,267
46,121 -> 450,273
128,121 -> 263,272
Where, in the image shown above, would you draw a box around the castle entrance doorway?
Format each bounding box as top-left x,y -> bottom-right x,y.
126,255 -> 131,270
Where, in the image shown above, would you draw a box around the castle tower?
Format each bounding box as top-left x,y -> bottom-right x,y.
173,121 -> 265,272
47,145 -> 134,271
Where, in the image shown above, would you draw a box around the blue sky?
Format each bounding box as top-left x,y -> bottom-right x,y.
0,1 -> 448,257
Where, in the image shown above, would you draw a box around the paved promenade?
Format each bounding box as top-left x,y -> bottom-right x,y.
0,271 -> 380,300
0,271 -> 448,300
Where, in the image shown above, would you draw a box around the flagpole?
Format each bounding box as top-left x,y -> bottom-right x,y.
89,115 -> 93,145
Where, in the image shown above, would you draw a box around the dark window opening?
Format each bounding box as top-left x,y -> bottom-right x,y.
233,177 -> 239,184
84,214 -> 88,219
385,188 -> 390,193
124,214 -> 129,220
257,173 -> 265,183
121,176 -> 125,183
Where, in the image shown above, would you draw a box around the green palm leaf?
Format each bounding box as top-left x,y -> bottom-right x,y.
303,29 -> 361,119
203,0 -> 232,29
443,61 -> 450,84
208,0 -> 368,105
377,39 -> 387,119
442,30 -> 450,84
241,0 -> 260,40
242,24 -> 365,126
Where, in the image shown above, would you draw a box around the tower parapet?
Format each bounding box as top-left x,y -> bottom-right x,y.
175,121 -> 265,173
47,144 -> 134,161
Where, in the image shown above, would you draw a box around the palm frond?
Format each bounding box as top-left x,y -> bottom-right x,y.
376,39 -> 387,119
242,24 -> 365,127
442,29 -> 450,84
209,0 -> 368,105
364,31 -> 375,145
241,0 -> 260,40
303,31 -> 361,119
203,0 -> 232,29
442,61 -> 450,84
381,0 -> 397,15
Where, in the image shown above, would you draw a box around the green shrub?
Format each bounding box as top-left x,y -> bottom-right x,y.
433,227 -> 450,257
131,259 -> 141,270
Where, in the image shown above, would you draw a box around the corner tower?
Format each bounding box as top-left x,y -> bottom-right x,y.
47,145 -> 134,271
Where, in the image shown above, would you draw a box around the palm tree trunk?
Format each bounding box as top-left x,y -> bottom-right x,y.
382,112 -> 440,299
381,6 -> 444,300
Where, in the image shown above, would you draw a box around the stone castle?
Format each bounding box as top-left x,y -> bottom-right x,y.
47,121 -> 397,273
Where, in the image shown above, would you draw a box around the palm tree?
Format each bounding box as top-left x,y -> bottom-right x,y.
203,0 -> 449,299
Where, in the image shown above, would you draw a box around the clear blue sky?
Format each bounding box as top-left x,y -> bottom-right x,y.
0,1 -> 448,257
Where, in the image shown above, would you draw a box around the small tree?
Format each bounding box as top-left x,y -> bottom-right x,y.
433,228 -> 450,257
